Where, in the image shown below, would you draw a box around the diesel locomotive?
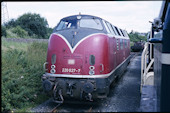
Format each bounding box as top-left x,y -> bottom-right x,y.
42,14 -> 131,103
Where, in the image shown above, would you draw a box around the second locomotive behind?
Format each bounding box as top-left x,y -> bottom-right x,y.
42,14 -> 131,103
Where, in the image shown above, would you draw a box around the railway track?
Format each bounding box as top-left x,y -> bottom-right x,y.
49,99 -> 100,112
50,103 -> 61,112
31,97 -> 101,112
31,98 -> 61,112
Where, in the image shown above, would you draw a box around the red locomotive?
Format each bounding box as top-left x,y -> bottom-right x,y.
42,14 -> 131,103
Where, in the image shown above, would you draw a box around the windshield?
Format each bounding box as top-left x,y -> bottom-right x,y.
56,19 -> 77,31
79,18 -> 103,30
55,18 -> 103,31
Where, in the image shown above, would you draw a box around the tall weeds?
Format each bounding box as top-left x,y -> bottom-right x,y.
2,41 -> 49,112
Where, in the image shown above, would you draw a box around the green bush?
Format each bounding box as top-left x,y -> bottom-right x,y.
128,31 -> 147,42
4,13 -> 53,39
1,25 -> 7,37
2,42 -> 49,112
11,26 -> 28,38
6,28 -> 21,38
5,27 -> 31,39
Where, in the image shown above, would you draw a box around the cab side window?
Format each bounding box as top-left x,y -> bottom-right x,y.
102,20 -> 111,34
106,22 -> 116,35
114,26 -> 121,36
120,29 -> 125,37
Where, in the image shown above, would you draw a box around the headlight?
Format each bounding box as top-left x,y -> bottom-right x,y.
89,66 -> 95,75
50,69 -> 56,74
51,65 -> 56,69
89,66 -> 95,70
89,70 -> 95,75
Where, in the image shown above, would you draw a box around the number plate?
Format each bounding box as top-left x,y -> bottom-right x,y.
62,68 -> 81,73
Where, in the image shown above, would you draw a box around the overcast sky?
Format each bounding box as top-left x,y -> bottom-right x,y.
2,1 -> 162,33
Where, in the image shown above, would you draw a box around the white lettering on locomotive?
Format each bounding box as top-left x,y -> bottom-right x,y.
62,68 -> 81,73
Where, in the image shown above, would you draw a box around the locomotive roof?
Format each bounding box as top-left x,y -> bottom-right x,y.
58,14 -> 129,39
61,14 -> 102,21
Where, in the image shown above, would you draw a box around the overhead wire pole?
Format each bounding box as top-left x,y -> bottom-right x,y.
1,2 -> 9,25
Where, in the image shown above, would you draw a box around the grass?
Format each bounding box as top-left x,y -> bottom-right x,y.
1,39 -> 50,112
1,38 -> 29,52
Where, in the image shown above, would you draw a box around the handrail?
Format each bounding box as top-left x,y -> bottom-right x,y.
141,42 -> 148,88
141,42 -> 154,92
100,64 -> 104,73
43,62 -> 49,71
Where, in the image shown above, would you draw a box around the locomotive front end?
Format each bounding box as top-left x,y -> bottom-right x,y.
42,33 -> 110,102
41,15 -> 111,102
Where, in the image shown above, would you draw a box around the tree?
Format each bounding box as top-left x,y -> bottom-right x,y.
4,19 -> 18,29
128,31 -> 147,42
46,27 -> 53,38
17,13 -> 49,38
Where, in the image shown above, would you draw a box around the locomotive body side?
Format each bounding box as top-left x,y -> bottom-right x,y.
42,15 -> 131,102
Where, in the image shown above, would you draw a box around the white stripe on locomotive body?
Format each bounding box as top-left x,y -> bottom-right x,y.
52,33 -> 106,53
161,53 -> 170,65
50,32 -> 129,54
44,55 -> 131,78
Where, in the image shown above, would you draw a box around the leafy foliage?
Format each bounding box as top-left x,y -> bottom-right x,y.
4,13 -> 52,39
4,26 -> 29,39
1,25 -> 7,37
17,13 -> 48,38
11,26 -> 29,38
1,42 -> 49,112
128,31 -> 147,42
6,28 -> 19,38
4,19 -> 18,29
